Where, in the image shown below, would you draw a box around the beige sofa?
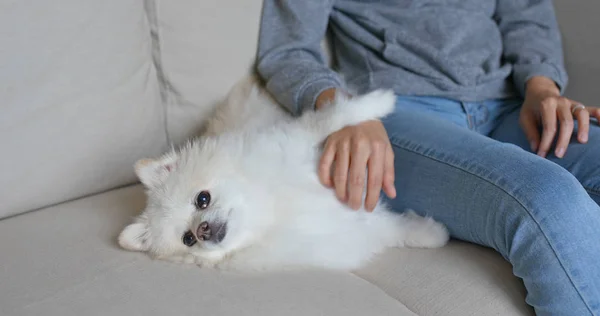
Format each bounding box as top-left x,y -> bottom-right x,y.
1,1 -> 597,315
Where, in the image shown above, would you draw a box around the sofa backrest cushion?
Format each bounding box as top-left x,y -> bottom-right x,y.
1,0 -> 598,218
144,0 -> 265,146
554,0 -> 600,106
0,0 -> 167,218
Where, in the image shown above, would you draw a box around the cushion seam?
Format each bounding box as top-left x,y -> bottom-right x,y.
349,273 -> 421,315
144,0 -> 171,147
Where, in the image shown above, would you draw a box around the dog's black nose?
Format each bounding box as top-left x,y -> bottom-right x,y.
197,221 -> 211,241
196,221 -> 227,243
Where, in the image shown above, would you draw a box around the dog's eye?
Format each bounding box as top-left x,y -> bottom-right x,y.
182,230 -> 197,247
195,191 -> 211,210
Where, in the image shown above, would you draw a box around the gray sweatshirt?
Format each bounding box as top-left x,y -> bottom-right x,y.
256,0 -> 568,116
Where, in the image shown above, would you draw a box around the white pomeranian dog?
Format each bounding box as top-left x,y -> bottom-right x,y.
118,75 -> 449,271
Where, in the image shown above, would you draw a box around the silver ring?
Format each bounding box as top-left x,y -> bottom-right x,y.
571,103 -> 585,115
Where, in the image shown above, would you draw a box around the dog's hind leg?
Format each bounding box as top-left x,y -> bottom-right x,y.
395,210 -> 450,249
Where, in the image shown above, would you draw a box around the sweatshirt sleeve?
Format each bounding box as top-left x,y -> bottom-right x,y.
256,0 -> 344,116
494,0 -> 568,97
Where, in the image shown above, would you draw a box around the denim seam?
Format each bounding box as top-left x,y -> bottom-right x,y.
586,188 -> 600,198
459,101 -> 474,130
388,136 -> 596,314
584,186 -> 600,196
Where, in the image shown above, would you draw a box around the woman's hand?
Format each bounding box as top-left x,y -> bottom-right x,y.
315,89 -> 396,212
519,76 -> 599,158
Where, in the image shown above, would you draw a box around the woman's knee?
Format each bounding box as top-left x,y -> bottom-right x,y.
499,158 -> 600,315
504,156 -> 597,229
497,155 -> 600,259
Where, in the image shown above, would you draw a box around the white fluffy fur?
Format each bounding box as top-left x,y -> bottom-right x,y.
118,75 -> 449,272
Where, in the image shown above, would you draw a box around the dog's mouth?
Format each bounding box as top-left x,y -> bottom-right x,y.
195,221 -> 227,244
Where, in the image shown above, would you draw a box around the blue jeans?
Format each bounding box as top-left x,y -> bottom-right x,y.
380,96 -> 600,316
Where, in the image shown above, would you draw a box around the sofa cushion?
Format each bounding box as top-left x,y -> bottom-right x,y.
0,185 -> 531,316
145,0 -> 265,146
0,185 -> 415,316
356,243 -> 533,315
0,0 -> 167,218
553,0 -> 600,105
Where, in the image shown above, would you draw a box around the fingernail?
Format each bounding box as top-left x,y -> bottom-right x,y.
582,135 -> 588,143
556,148 -> 564,158
538,151 -> 547,157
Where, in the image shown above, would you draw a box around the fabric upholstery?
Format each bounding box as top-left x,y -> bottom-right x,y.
0,0 -> 598,315
554,0 -> 600,106
0,186 -> 531,315
146,0 -> 264,146
0,0 -> 166,218
356,243 -> 533,315
0,186 -> 416,316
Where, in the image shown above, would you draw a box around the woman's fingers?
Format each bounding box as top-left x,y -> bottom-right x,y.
347,139 -> 371,210
537,99 -> 558,157
333,140 -> 351,202
364,141 -> 385,212
572,103 -> 590,144
318,139 -> 336,187
382,145 -> 396,199
554,98 -> 574,158
588,106 -> 600,122
519,110 -> 541,152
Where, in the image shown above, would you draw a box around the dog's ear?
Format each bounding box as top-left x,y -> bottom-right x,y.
118,221 -> 150,252
134,152 -> 179,188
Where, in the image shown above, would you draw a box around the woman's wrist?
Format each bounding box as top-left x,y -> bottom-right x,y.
525,76 -> 560,98
315,88 -> 352,110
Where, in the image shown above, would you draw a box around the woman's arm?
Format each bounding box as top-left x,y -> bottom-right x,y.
256,2 -> 395,211
495,0 -> 568,97
256,0 -> 343,116
496,1 -> 600,158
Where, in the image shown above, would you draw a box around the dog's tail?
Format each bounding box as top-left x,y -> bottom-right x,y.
298,89 -> 396,140
223,73 -> 261,106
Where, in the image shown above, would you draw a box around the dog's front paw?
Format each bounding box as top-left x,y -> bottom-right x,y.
195,259 -> 217,269
159,253 -> 197,265
193,251 -> 226,269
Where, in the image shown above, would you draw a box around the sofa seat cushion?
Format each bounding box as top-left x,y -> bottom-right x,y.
0,185 -> 532,316
356,242 -> 532,315
0,185 -> 414,316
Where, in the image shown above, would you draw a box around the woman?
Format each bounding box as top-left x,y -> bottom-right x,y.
255,1 -> 600,315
